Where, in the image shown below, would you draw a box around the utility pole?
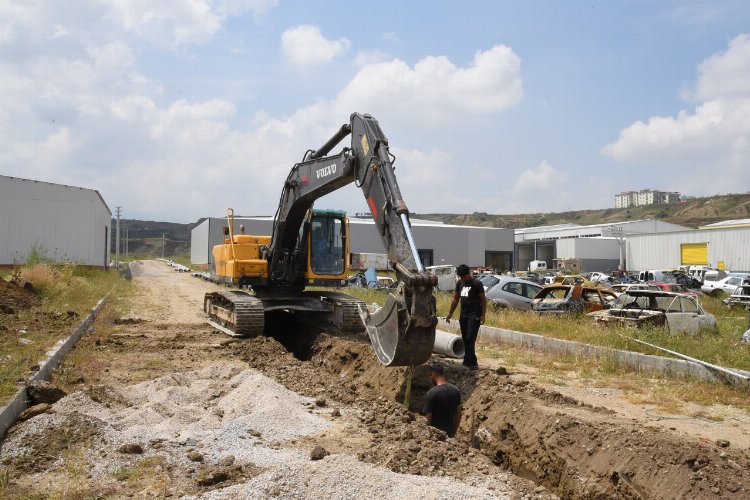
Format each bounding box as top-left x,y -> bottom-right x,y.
161,233 -> 166,259
125,229 -> 129,259
115,206 -> 121,269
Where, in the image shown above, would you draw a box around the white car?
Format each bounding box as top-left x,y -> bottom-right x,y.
587,272 -> 611,283
700,275 -> 746,296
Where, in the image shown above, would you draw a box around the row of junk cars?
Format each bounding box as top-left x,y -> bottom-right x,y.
457,266 -> 750,335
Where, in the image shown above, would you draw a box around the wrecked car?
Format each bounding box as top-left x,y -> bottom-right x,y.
611,283 -> 659,295
588,290 -> 717,334
700,274 -> 746,296
723,285 -> 750,310
532,285 -> 617,315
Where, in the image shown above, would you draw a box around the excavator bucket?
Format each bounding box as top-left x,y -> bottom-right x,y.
359,287 -> 436,367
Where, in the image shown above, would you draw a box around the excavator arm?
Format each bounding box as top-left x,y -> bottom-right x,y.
267,113 -> 437,366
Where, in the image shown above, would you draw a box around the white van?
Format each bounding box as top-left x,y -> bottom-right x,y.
638,270 -> 670,282
426,265 -> 458,292
529,260 -> 547,272
687,266 -> 717,284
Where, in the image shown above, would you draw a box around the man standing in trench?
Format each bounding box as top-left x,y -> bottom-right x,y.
445,264 -> 486,371
423,363 -> 462,437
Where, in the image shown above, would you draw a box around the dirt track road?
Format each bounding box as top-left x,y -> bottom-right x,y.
2,260 -> 750,498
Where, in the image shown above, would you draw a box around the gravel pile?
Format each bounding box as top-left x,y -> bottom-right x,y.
192,453 -> 509,500
1,364 -> 521,498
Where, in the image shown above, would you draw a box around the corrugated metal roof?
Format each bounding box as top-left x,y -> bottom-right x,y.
700,219 -> 750,229
0,174 -> 111,214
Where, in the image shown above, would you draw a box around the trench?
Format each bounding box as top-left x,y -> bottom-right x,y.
252,330 -> 750,500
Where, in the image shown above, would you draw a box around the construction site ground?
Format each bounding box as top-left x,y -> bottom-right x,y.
2,260 -> 750,498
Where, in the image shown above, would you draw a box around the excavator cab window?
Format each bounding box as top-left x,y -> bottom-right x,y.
310,215 -> 345,276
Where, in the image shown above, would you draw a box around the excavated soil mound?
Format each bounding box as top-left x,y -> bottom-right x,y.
238,334 -> 750,499
0,279 -> 40,313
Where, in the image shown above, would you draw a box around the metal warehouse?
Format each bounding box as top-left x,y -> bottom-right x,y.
0,175 -> 112,267
626,226 -> 750,272
191,215 -> 514,271
514,219 -> 689,272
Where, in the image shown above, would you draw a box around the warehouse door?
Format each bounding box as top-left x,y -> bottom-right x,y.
680,243 -> 708,266
417,249 -> 433,267
486,251 -> 512,272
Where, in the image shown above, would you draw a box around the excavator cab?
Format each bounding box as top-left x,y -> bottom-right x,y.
306,209 -> 348,285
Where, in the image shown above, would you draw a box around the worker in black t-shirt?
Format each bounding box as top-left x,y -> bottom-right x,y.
423,363 -> 462,437
445,264 -> 486,371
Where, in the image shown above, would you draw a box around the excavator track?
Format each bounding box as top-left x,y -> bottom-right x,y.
314,291 -> 367,334
204,290 -> 265,338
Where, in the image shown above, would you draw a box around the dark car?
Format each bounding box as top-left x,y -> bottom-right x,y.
532,285 -> 617,315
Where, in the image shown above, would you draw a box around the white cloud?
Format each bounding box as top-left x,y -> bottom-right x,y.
354,49 -> 389,67
216,0 -> 280,19
693,34 -> 750,101
105,0 -> 221,46
512,161 -> 569,195
603,33 -> 750,195
333,45 -> 523,125
0,1 -> 525,220
281,25 -> 351,68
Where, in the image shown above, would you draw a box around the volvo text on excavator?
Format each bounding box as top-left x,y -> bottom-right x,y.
204,113 -> 438,367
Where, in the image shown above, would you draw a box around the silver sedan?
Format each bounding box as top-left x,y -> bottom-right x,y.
485,277 -> 543,311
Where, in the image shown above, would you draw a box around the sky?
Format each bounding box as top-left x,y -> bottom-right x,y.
1,0 -> 749,223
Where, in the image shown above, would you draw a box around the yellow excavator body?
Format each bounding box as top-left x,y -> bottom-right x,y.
212,234 -> 270,282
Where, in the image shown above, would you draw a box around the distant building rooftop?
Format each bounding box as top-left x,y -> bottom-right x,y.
699,219 -> 750,230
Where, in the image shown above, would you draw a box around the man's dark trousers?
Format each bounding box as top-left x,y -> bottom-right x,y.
460,315 -> 480,367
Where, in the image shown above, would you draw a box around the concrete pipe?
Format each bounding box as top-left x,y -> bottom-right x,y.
433,329 -> 465,358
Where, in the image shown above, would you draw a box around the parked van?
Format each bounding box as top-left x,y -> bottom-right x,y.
638,270 -> 672,283
687,266 -> 717,284
426,264 -> 457,292
529,260 -> 547,272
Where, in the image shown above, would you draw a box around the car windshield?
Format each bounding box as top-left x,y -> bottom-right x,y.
479,275 -> 500,288
614,293 -> 681,311
538,288 -> 570,301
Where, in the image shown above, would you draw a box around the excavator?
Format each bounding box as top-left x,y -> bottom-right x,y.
204,113 -> 438,367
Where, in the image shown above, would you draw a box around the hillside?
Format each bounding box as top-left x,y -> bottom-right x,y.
415,193 -> 750,229
110,218 -> 202,258
111,193 -> 750,258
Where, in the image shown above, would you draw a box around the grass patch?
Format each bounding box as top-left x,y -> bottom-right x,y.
346,286 -> 750,371
0,263 -> 131,404
477,338 -> 750,412
112,456 -> 170,495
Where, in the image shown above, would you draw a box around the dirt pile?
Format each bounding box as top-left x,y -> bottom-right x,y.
237,333 -> 750,499
0,279 -> 40,314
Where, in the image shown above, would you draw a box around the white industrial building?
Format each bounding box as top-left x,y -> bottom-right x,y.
627,226 -> 750,272
514,220 -> 689,272
0,175 -> 111,267
191,215 -> 515,271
